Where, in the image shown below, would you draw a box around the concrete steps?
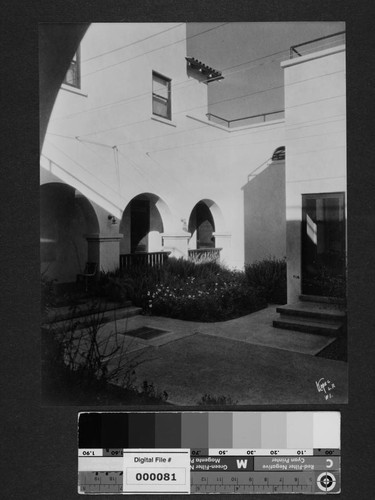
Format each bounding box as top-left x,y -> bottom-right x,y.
273,297 -> 346,336
299,294 -> 346,306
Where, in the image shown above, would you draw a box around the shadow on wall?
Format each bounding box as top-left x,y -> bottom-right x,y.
39,24 -> 90,146
120,194 -> 165,254
40,183 -> 99,283
242,160 -> 286,265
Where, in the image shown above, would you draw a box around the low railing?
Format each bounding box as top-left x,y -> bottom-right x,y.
120,251 -> 171,270
188,248 -> 222,263
206,110 -> 284,128
290,31 -> 345,59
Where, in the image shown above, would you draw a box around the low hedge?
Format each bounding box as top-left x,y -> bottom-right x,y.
245,257 -> 287,304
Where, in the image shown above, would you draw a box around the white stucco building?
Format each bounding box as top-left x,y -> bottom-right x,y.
40,23 -> 346,305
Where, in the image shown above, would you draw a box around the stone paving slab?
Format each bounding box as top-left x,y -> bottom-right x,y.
56,307 -> 347,406
129,333 -> 348,406
107,307 -> 335,356
194,306 -> 336,355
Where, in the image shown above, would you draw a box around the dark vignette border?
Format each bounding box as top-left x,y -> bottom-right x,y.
2,0 -> 375,498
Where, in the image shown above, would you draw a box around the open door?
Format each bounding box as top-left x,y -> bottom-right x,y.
130,199 -> 150,253
301,193 -> 346,297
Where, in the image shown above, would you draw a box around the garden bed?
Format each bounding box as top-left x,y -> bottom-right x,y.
96,257 -> 287,322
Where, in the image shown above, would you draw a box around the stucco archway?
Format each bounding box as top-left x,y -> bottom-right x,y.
41,182 -> 99,283
188,199 -> 226,248
120,193 -> 173,254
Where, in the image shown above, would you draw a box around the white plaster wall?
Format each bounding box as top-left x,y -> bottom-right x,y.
243,161 -> 286,264
44,23 -> 208,203
42,23 -> 288,271
281,47 -> 346,302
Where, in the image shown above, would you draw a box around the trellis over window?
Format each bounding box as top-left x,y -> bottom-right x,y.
152,71 -> 171,120
63,49 -> 81,89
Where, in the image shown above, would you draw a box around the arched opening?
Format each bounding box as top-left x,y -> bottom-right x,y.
188,201 -> 216,249
120,193 -> 170,254
271,146 -> 285,161
40,182 -> 99,283
187,199 -> 227,263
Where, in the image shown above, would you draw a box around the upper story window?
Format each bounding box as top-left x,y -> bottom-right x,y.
152,71 -> 171,120
63,49 -> 81,89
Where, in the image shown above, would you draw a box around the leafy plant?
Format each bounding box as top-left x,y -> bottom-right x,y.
245,257 -> 287,304
52,299 -> 144,389
139,380 -> 168,402
197,394 -> 238,406
96,270 -> 134,304
306,266 -> 346,299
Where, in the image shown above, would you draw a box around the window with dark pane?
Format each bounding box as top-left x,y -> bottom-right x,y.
63,50 -> 81,89
152,71 -> 171,120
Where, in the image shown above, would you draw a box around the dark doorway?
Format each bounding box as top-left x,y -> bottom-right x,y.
301,193 -> 346,296
195,202 -> 215,248
130,199 -> 150,253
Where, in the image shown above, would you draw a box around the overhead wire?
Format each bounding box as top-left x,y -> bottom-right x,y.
54,37 -> 344,123
55,49 -> 291,121
82,23 -> 229,78
46,29 -> 346,167
44,27 -> 346,220
116,113 -> 346,148
145,107 -> 345,155
54,51 -> 288,120
45,136 -> 164,202
44,113 -> 346,217
82,23 -> 185,62
70,68 -> 344,139
43,140 -> 124,198
47,114 -> 346,157
46,129 -> 232,214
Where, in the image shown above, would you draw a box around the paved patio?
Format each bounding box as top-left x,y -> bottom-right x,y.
94,306 -> 348,405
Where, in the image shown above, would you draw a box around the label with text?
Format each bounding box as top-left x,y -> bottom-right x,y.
122,449 -> 190,494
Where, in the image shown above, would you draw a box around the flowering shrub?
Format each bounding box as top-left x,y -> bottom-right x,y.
144,263 -> 266,322
102,258 -> 266,322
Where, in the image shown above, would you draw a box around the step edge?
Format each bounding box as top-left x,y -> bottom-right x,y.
276,306 -> 346,319
273,318 -> 342,330
45,306 -> 143,325
273,320 -> 341,335
299,294 -> 346,305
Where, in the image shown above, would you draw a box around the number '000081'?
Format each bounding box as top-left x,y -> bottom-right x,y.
135,473 -> 177,481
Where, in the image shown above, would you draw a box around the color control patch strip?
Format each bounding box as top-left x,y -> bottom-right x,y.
78,412 -> 340,494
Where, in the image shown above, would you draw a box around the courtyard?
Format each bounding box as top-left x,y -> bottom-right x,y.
43,301 -> 347,406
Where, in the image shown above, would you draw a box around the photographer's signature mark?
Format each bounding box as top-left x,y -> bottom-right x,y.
316,378 -> 335,400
